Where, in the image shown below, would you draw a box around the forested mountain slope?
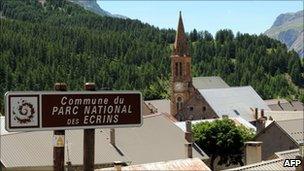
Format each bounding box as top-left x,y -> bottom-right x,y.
0,0 -> 303,114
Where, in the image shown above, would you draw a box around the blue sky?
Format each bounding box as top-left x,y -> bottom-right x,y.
98,1 -> 303,36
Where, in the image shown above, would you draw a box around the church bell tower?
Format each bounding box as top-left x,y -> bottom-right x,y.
170,12 -> 193,120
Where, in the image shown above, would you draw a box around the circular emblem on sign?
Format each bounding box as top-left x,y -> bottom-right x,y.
13,99 -> 36,124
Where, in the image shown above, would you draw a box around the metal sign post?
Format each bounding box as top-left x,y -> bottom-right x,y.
83,83 -> 95,171
53,83 -> 67,171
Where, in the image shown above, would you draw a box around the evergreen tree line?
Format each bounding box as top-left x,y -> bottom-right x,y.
0,0 -> 303,114
190,29 -> 304,99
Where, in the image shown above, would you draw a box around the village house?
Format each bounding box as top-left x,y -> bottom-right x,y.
224,146 -> 303,171
0,114 -> 208,170
98,158 -> 211,171
254,118 -> 304,160
174,117 -> 257,171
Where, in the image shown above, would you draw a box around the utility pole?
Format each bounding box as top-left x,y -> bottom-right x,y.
53,83 -> 67,171
83,82 -> 95,171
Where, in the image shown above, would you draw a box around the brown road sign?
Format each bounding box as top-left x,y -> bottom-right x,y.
5,91 -> 142,131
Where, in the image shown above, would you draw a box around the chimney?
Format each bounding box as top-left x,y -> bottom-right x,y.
296,143 -> 304,171
66,161 -> 72,171
277,100 -> 284,110
114,161 -> 123,171
185,120 -> 193,143
254,108 -> 258,120
185,143 -> 193,158
260,109 -> 265,118
184,120 -> 193,158
256,118 -> 266,134
222,115 -> 229,119
110,129 -> 115,146
255,109 -> 266,133
244,141 -> 262,165
299,143 -> 304,158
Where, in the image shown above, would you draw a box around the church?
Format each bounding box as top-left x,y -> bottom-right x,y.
170,12 -> 270,122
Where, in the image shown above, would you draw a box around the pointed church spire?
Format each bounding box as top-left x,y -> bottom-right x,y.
173,11 -> 189,56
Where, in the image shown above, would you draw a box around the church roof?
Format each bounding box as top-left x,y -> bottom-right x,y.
192,76 -> 229,89
173,11 -> 189,56
198,86 -> 270,122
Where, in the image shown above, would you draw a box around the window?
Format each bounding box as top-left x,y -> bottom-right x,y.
175,62 -> 183,77
189,115 -> 194,120
175,62 -> 178,77
189,106 -> 193,111
179,113 -> 184,121
187,62 -> 190,75
202,106 -> 206,112
179,62 -> 182,76
176,112 -> 184,121
233,110 -> 240,115
176,97 -> 183,111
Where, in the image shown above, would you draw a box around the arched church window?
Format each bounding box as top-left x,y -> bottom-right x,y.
176,97 -> 183,111
178,113 -> 184,121
187,62 -> 190,75
175,62 -> 178,77
179,62 -> 182,76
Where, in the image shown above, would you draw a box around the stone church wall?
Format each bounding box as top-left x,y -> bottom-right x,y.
178,90 -> 218,121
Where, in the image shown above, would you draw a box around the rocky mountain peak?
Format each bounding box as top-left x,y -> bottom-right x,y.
265,10 -> 303,57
